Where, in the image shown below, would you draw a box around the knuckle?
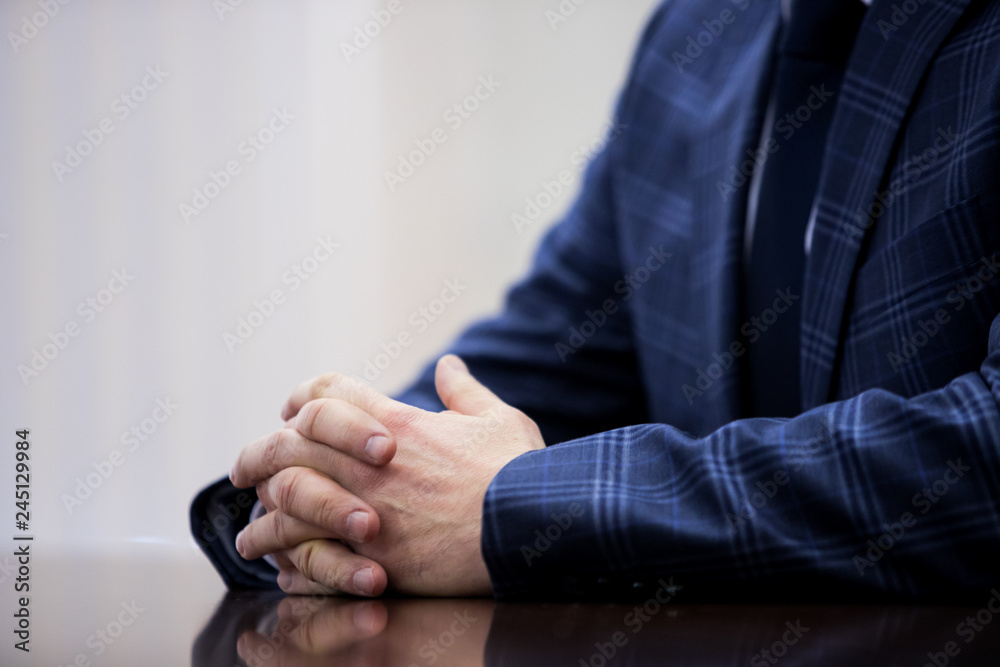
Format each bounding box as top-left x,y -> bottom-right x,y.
497,405 -> 540,439
296,399 -> 325,437
239,519 -> 258,548
272,469 -> 303,510
313,494 -> 342,532
492,404 -> 516,422
312,372 -> 345,399
516,410 -> 541,435
230,452 -> 248,487
295,541 -> 318,580
255,481 -> 273,510
303,398 -> 357,443
333,373 -> 370,403
319,555 -> 347,590
261,429 -> 292,472
272,512 -> 291,547
295,541 -> 342,589
260,435 -> 281,471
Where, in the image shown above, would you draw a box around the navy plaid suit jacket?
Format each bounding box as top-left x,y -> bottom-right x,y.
393,0 -> 1000,600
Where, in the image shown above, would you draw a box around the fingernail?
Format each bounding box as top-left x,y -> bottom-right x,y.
229,465 -> 237,485
365,435 -> 389,461
346,511 -> 369,542
354,568 -> 374,596
444,355 -> 466,372
235,530 -> 245,556
354,602 -> 377,632
277,570 -> 292,589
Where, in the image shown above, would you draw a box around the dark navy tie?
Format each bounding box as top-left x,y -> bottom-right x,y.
744,0 -> 867,417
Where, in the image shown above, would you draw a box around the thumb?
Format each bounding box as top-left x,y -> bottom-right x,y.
434,355 -> 506,417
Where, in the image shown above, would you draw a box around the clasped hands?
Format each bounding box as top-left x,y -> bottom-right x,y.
229,355 -> 545,597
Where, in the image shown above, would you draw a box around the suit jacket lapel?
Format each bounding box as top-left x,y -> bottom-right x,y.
800,0 -> 974,408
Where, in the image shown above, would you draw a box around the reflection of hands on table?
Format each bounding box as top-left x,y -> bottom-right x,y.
236,597 -> 494,667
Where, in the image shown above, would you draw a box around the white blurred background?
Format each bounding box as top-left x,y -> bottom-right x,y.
0,0 -> 659,560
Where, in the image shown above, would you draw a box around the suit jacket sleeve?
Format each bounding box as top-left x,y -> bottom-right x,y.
190,476 -> 279,590
480,350 -> 1000,600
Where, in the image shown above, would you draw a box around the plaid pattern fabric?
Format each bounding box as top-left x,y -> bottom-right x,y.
396,0 -> 1000,600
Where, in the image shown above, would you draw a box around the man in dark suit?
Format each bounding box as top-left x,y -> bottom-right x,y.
193,0 -> 1000,600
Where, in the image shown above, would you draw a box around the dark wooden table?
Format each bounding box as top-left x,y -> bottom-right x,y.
8,553 -> 1000,665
